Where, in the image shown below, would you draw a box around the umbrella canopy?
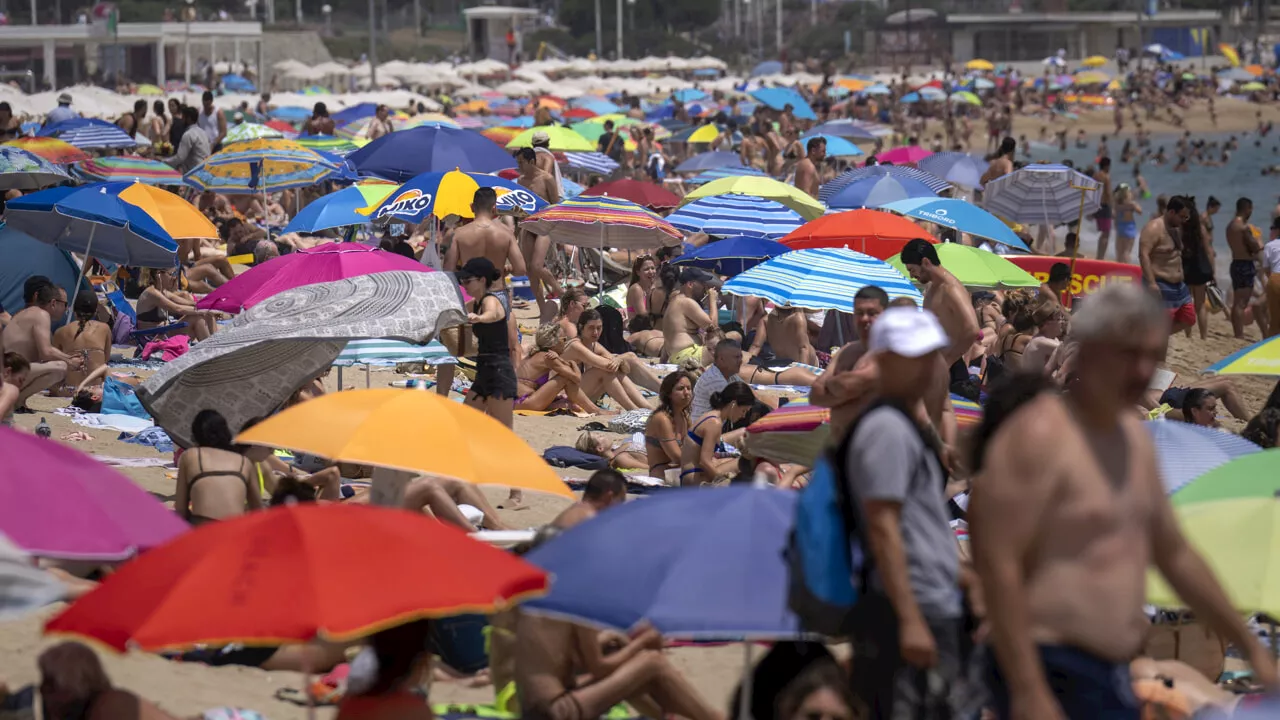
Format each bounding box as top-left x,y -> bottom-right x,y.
918,151 -> 987,188
522,196 -> 683,250
107,182 -> 219,240
197,241 -> 432,313
363,170 -> 547,224
1204,335 -> 1280,376
561,151 -> 619,176
821,165 -> 951,205
525,486 -> 800,638
0,225 -> 92,322
237,389 -> 571,498
347,126 -> 516,182
686,166 -> 770,186
674,151 -> 745,173
965,59 -> 995,71
875,146 -> 933,165
672,236 -> 792,275
0,146 -> 70,190
142,271 -> 466,448
1073,71 -> 1111,86
185,138 -> 340,194
5,182 -> 180,267
880,197 -> 1030,251
982,164 -> 1101,225
224,122 -> 284,143
950,91 -> 982,106
888,243 -> 1039,290
1082,55 -> 1108,67
723,247 -> 921,310
579,178 -> 680,210
680,176 -> 825,221
72,155 -> 183,186
5,136 -> 92,164
751,60 -> 784,76
294,133 -> 359,156
1169,452 -> 1280,506
0,426 -> 187,561
221,73 -> 256,92
38,118 -> 139,149
779,209 -> 937,260
806,120 -> 883,141
749,88 -> 817,120
1240,81 -> 1268,92
505,126 -> 594,152
666,195 -> 805,239
825,173 -> 939,210
802,134 -> 863,157
281,181 -> 400,234
1148,422 -> 1263,495
333,338 -> 455,367
45,503 -> 547,651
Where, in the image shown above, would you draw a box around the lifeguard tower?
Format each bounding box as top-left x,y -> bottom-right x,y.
462,5 -> 540,62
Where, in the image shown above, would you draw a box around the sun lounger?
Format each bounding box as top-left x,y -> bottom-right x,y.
103,288 -> 188,351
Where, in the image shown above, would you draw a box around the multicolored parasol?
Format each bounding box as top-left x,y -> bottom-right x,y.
5,136 -> 92,164
184,138 -> 340,194
73,155 -> 183,186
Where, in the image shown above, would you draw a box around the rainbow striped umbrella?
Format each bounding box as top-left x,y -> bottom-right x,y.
184,138 -> 340,194
1204,336 -> 1280,377
4,137 -> 91,164
0,146 -> 70,190
295,134 -> 360,156
522,196 -> 682,250
73,156 -> 183,186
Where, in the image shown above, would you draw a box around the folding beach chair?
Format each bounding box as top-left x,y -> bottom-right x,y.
103,288 -> 188,352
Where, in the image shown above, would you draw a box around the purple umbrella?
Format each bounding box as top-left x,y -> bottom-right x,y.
0,427 -> 187,560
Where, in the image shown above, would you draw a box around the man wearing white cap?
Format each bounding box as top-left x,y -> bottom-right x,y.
845,306 -> 969,719
45,93 -> 78,127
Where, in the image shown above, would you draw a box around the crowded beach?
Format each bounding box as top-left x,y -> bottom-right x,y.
4,44 -> 1280,720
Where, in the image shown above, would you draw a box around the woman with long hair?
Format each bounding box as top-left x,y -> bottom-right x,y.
625,254 -> 658,320
644,371 -> 693,479
554,286 -> 588,341
136,266 -> 216,340
174,409 -> 261,525
458,258 -> 518,428
680,380 -> 754,485
516,323 -> 607,414
52,293 -> 112,396
1179,196 -> 1214,341
561,308 -> 656,410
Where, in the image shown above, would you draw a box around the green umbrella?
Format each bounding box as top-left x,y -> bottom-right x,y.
570,118 -> 642,142
1241,81 -> 1267,92
505,126 -> 594,152
1171,451 -> 1280,506
889,243 -> 1040,290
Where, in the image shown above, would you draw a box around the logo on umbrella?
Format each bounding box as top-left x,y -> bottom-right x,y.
495,188 -> 538,213
377,189 -> 434,219
918,209 -> 955,225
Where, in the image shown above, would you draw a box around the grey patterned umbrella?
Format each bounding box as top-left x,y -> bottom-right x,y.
139,271 -> 466,448
0,532 -> 66,619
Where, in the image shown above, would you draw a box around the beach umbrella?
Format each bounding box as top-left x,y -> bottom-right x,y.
1219,68 -> 1256,82
197,241 -> 433,314
805,120 -> 881,141
873,145 -> 933,166
526,486 -> 800,638
102,182 -> 220,241
264,120 -> 298,134
505,125 -> 594,152
679,175 -> 826,221
825,173 -> 939,210
1169,452 -> 1280,507
333,338 -> 456,389
900,92 -> 924,104
479,126 -> 523,146
672,88 -> 707,103
522,196 -> 682,251
5,136 -> 92,164
72,155 -> 182,186
802,134 -> 863,157
918,151 -> 987,189
45,503 -> 548,651
223,122 -> 284,143
887,243 -> 1039,290
668,124 -> 722,144
949,91 -> 982,106
751,60 -> 784,77
1042,55 -> 1067,68
563,107 -> 598,120
0,225 -> 92,322
331,102 -> 379,126
723,247 -> 920,310
0,532 -> 67,620
1072,71 -> 1111,86
879,197 -> 1030,251
965,59 -> 995,71
561,176 -> 585,199
141,271 -> 466,449
672,236 -> 791,276
0,145 -> 70,189
404,113 -> 460,129
1240,82 -> 1268,92
685,166 -> 769,186
666,195 -> 805,239
982,163 -> 1101,225
237,389 -> 572,499
579,178 -> 681,210
674,151 -> 745,173
561,150 -> 619,175
38,118 -> 138,149
821,165 -> 951,206
361,169 -> 546,224
347,126 -> 515,182
135,83 -> 164,95
269,106 -> 312,122
779,209 -> 937,259
220,73 -> 256,92
0,426 -> 187,561
569,97 -> 621,115
861,85 -> 893,95
1147,422 -> 1263,495
1204,336 -> 1280,376
185,138 -> 340,194
281,181 -> 400,235
1082,55 -> 1108,67
750,87 -> 817,120
293,133 -> 359,156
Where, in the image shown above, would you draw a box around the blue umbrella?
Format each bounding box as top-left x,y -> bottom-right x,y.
313,148 -> 357,183
825,174 -> 938,210
666,195 -> 804,239
723,247 -> 921,311
6,182 -> 178,268
330,102 -> 379,126
918,151 -> 987,189
674,151 -> 745,174
561,176 -> 585,199
0,146 -> 70,190
879,197 -> 1029,251
1149,421 -> 1262,495
806,120 -> 881,140
562,151 -> 619,176
281,184 -> 392,234
364,170 -> 546,224
347,126 -> 515,182
801,133 -> 863,157
672,88 -> 707,102
750,60 -> 784,77
221,73 -> 256,92
269,106 -> 312,123
861,85 -> 892,95
900,91 -> 923,104
38,118 -> 138,149
749,88 -> 817,120
672,236 -> 791,275
685,167 -> 769,186
526,486 -> 802,639
504,116 -> 536,128
569,97 -> 620,115
982,163 -> 1101,225
820,165 -> 950,206
0,223 -> 93,325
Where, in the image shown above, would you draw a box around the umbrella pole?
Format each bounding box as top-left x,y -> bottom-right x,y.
66,225 -> 97,324
337,366 -> 343,390
599,223 -> 605,297
366,364 -> 371,389
738,641 -> 754,720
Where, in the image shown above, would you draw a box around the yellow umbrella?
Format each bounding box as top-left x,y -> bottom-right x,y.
687,124 -> 721,143
505,126 -> 594,152
136,84 -> 165,96
1073,71 -> 1111,86
117,182 -> 219,239
236,389 -> 574,498
679,176 -> 827,221
965,59 -> 994,71
1082,55 -> 1108,67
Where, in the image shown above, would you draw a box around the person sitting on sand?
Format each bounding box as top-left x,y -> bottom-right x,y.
626,255 -> 658,321
1020,297 -> 1068,375
626,314 -> 665,358
236,416 -> 343,502
576,431 -> 648,472
38,642 -> 180,720
569,308 -> 659,410
1243,407 -> 1280,448
555,288 -> 588,341
663,267 -> 721,367
995,299 -> 1036,373
136,267 -> 215,341
175,409 -> 262,525
337,620 -> 435,720
680,381 -> 754,486
51,294 -> 111,397
0,352 -> 28,424
397,475 -> 513,531
519,324 -> 608,415
761,306 -> 819,367
550,468 -> 627,529
691,340 -> 793,419
644,371 -> 693,479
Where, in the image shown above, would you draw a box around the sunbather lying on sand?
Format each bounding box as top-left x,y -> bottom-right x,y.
576,431 -> 648,471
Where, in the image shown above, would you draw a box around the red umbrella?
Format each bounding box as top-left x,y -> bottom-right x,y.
580,178 -> 681,210
265,120 -> 297,134
563,107 -> 598,120
45,503 -> 548,651
779,209 -> 937,260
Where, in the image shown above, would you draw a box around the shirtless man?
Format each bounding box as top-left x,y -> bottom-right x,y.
662,268 -> 719,367
971,283 -> 1277,719
980,136 -> 1015,186
549,468 -> 626,529
530,130 -> 564,199
1226,197 -> 1265,338
366,104 -> 395,141
1094,156 -> 1115,261
762,306 -> 817,366
794,136 -> 825,199
900,239 -> 980,372
116,99 -> 147,139
0,279 -> 82,411
445,187 -> 527,371
514,147 -> 561,323
1139,196 -> 1195,335
810,285 -> 889,438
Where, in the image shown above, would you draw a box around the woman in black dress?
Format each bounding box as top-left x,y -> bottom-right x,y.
457,257 -> 518,428
1179,196 -> 1215,341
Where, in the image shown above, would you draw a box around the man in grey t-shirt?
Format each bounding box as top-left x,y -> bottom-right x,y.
844,307 -> 966,719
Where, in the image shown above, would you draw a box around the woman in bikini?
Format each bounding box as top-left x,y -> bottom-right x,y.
625,254 -> 658,321
576,430 -> 649,471
644,371 -> 693,479
174,409 -> 262,525
680,380 -> 754,486
577,306 -> 661,391
555,287 -> 588,341
558,311 -> 652,411
995,300 -> 1036,373
517,323 -> 607,415
136,267 -> 216,340
52,294 -> 111,397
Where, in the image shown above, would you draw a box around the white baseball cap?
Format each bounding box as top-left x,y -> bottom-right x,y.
868,306 -> 948,358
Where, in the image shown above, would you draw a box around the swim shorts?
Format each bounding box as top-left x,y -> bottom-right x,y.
986,644 -> 1141,720
1157,279 -> 1197,327
1095,203 -> 1113,233
1230,259 -> 1257,291
670,344 -> 704,366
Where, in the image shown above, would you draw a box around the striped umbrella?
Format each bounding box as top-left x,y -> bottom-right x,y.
0,146 -> 70,190
73,156 -> 183,186
1147,421 -> 1262,495
333,338 -> 457,389
522,196 -> 682,250
1204,335 -> 1280,377
6,137 -> 92,164
294,134 -> 360,156
685,166 -> 768,186
918,152 -> 986,189
184,138 -> 340,194
38,118 -> 139,149
224,123 -> 284,143
722,247 -> 921,311
451,116 -> 486,129
680,176 -> 826,221
561,151 -> 619,175
666,195 -> 804,239
982,164 -> 1101,225
820,165 -> 950,205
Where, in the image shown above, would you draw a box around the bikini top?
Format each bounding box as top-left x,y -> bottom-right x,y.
687,415 -> 720,446
185,449 -> 254,520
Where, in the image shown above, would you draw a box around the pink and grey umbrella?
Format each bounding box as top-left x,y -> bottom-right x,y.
0,427 -> 187,561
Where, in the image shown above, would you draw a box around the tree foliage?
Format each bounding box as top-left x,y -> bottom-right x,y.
558,0 -> 721,39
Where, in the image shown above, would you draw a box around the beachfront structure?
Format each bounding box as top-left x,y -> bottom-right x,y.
462,6 -> 541,63
944,9 -> 1224,62
0,20 -> 264,90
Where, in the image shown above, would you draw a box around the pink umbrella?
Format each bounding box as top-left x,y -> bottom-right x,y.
0,427 -> 187,561
197,242 -> 435,314
875,146 -> 934,166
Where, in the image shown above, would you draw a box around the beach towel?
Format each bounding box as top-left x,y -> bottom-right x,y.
141,335 -> 191,362
607,409 -> 651,434
118,426 -> 175,454
543,446 -> 608,470
93,456 -> 173,468
101,377 -> 150,419
565,474 -> 667,495
71,412 -> 153,434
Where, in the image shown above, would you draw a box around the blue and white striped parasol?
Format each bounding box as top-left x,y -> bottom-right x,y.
820,165 -> 950,205
38,118 -> 140,150
334,338 -> 456,367
666,195 -> 805,239
1147,421 -> 1261,494
981,164 -> 1101,225
722,247 -> 922,311
684,166 -> 768,186
561,151 -> 619,175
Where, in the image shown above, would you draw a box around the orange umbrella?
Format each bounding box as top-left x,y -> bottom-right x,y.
480,126 -> 523,145
779,209 -> 937,260
5,136 -> 92,164
1246,64 -> 1266,77
45,503 -> 548,651
455,99 -> 489,114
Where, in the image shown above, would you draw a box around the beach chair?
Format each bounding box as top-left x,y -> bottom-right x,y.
103,288 -> 188,351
